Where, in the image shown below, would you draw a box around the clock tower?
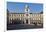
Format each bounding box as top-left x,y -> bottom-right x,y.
24,5 -> 30,24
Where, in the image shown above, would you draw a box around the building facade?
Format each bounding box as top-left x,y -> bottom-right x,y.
8,13 -> 43,24
8,5 -> 43,25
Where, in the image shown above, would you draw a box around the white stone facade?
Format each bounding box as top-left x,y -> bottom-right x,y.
8,13 -> 43,24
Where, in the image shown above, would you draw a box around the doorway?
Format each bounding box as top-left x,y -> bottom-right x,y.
26,19 -> 28,24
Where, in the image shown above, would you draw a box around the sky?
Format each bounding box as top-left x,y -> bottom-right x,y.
7,2 -> 43,13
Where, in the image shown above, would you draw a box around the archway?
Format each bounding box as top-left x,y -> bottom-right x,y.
26,19 -> 28,24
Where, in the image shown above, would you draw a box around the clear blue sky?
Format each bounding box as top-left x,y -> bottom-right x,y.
7,2 -> 43,13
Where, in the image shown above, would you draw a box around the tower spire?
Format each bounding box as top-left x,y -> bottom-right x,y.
25,4 -> 30,13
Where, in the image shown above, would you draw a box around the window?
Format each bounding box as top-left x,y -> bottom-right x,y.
39,18 -> 40,20
26,14 -> 28,16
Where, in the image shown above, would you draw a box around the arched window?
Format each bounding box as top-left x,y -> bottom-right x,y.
26,14 -> 28,16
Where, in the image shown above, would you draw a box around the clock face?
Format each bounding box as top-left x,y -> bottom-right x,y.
25,8 -> 29,12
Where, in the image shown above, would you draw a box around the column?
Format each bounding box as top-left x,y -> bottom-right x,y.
28,18 -> 30,24
24,18 -> 26,24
